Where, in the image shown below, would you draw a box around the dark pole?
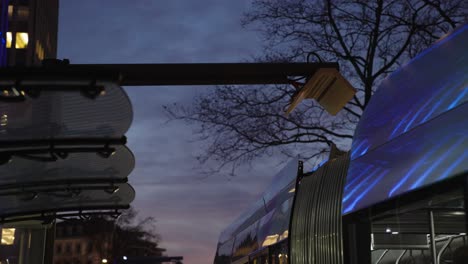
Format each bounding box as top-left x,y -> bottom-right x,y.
0,62 -> 339,86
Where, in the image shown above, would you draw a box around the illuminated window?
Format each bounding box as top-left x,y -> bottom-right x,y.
1,228 -> 16,245
6,32 -> 29,49
6,32 -> 12,48
15,32 -> 28,49
8,5 -> 13,17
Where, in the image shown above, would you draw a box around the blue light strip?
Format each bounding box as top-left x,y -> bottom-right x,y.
343,167 -> 382,203
409,137 -> 466,189
437,152 -> 468,181
350,24 -> 468,161
387,140 -> 445,197
447,87 -> 468,110
344,165 -> 373,191
343,103 -> 467,214
344,169 -> 390,214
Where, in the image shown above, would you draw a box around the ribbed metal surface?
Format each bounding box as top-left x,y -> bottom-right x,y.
0,145 -> 134,184
0,82 -> 132,140
291,154 -> 350,264
0,76 -> 136,220
0,183 -> 135,217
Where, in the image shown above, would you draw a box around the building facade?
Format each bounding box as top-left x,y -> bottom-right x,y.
53,220 -> 166,264
54,221 -> 112,264
0,0 -> 58,66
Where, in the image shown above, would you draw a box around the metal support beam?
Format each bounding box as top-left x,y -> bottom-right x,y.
0,62 -> 339,86
465,176 -> 468,235
429,210 -> 438,264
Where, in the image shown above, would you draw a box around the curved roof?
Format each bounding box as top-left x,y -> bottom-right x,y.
0,76 -> 136,220
344,24 -> 468,214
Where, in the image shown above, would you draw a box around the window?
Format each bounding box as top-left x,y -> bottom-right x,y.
16,6 -> 29,20
56,227 -> 63,237
1,228 -> 15,245
66,226 -> 73,236
76,243 -> 82,254
87,242 -> 93,253
6,32 -> 29,49
15,32 -> 28,48
65,242 -> 72,254
56,243 -> 62,254
7,5 -> 13,17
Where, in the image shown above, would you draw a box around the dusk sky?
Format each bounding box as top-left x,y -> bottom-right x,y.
57,1 -> 289,263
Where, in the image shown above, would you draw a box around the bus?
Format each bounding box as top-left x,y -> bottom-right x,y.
214,24 -> 467,264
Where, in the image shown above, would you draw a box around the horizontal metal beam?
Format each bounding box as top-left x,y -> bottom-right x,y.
0,62 -> 339,86
0,137 -> 126,148
0,178 -> 128,191
0,205 -> 130,221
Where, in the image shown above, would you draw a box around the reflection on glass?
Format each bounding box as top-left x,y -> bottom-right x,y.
368,190 -> 467,263
279,230 -> 288,240
261,234 -> 279,247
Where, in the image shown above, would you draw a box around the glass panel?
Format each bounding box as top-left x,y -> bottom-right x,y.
344,103 -> 467,214
15,32 -> 28,49
219,159 -> 298,245
351,25 -> 467,161
0,82 -> 133,140
0,145 -> 134,185
262,158 -> 298,204
269,239 -> 288,264
0,183 -> 135,218
6,31 -> 11,48
258,198 -> 293,249
1,228 -> 15,245
214,238 -> 234,264
0,227 -> 48,264
369,189 -> 467,264
232,222 -> 259,262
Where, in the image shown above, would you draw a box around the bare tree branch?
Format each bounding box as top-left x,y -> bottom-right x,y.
164,0 -> 466,174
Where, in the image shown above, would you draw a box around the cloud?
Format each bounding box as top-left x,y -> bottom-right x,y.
57,1 -> 285,263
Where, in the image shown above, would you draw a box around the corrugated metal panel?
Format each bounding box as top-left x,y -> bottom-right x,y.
291,154 -> 350,264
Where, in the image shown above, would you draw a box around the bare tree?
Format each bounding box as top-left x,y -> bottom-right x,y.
165,0 -> 466,172
84,207 -> 162,259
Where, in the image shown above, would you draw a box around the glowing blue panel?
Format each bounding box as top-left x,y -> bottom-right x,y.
345,25 -> 468,214
343,103 -> 467,214
350,24 -> 468,161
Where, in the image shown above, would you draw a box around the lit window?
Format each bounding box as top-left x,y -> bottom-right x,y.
5,32 -> 28,49
8,5 -> 13,17
1,228 -> 15,245
15,32 -> 28,49
6,32 -> 12,48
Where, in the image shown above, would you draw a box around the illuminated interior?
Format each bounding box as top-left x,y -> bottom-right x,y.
15,32 -> 29,49
6,32 -> 29,49
1,228 -> 15,245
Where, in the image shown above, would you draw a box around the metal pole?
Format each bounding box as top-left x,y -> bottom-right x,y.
429,210 -> 438,264
395,249 -> 407,264
374,249 -> 388,264
437,236 -> 454,264
464,176 -> 468,236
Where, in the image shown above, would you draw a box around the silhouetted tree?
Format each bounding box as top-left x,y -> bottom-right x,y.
84,207 -> 162,259
165,0 -> 466,172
